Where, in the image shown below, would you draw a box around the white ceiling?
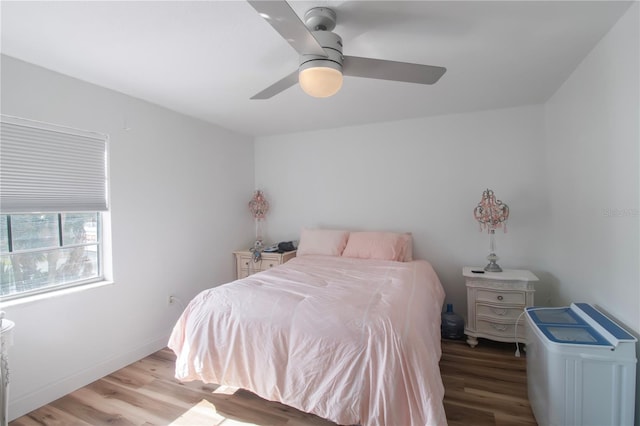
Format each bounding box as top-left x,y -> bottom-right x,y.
0,1 -> 632,137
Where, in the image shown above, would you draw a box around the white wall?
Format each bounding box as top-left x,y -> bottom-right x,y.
544,4 -> 639,423
544,1 -> 639,335
1,55 -> 256,419
255,104 -> 551,315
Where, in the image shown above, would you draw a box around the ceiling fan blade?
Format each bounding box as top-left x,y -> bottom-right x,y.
250,70 -> 299,99
343,56 -> 446,85
247,1 -> 327,57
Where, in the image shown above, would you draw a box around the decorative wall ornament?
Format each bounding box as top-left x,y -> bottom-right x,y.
473,189 -> 509,272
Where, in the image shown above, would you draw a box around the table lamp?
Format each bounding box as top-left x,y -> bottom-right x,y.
248,190 -> 269,249
473,189 -> 509,272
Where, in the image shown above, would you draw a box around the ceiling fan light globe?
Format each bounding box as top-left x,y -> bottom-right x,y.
299,66 -> 343,98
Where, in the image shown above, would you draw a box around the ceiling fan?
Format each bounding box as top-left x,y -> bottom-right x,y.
247,1 -> 447,99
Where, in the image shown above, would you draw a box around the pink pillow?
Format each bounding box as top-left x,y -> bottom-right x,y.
296,228 -> 350,257
401,233 -> 413,262
342,231 -> 407,261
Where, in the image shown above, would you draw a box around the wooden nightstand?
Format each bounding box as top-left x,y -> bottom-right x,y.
463,266 -> 538,348
234,250 -> 296,279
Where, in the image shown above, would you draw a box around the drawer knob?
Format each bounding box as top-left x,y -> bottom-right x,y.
244,262 -> 249,266
490,323 -> 508,332
497,295 -> 504,301
269,263 -> 274,267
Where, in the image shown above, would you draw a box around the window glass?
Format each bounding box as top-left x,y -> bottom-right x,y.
62,213 -> 98,246
0,215 -> 8,252
11,214 -> 59,251
0,213 -> 102,299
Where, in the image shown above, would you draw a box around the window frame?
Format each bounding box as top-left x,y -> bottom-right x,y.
0,114 -> 111,302
0,212 -> 105,301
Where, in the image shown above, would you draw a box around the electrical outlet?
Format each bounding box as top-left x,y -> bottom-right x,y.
168,295 -> 176,305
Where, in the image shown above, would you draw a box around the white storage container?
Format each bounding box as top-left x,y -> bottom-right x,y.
525,303 -> 636,426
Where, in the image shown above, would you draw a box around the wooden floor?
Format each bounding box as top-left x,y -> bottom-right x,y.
11,339 -> 536,426
440,339 -> 536,426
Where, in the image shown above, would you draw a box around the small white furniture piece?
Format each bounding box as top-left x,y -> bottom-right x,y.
525,303 -> 636,426
234,250 -> 296,279
463,266 -> 538,347
1,313 -> 15,426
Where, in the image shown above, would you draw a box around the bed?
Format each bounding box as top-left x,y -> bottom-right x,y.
168,230 -> 447,425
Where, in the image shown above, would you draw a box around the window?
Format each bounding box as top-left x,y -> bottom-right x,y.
1,213 -> 101,298
0,115 -> 109,300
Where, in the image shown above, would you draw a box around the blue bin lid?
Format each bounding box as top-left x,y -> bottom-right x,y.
527,306 -> 610,346
529,307 -> 580,325
573,303 -> 636,341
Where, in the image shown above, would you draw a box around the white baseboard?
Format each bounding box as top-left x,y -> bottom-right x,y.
8,334 -> 170,421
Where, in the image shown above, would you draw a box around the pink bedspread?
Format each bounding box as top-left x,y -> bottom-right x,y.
168,255 -> 447,425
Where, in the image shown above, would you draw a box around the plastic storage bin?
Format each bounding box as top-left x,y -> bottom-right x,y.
525,303 -> 637,426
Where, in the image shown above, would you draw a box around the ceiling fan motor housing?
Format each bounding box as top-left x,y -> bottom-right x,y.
303,7 -> 337,32
299,30 -> 343,73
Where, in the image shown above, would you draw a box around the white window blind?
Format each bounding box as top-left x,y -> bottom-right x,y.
0,115 -> 108,213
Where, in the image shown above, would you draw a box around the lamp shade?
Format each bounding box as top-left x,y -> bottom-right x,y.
473,189 -> 509,232
248,190 -> 269,219
299,63 -> 343,98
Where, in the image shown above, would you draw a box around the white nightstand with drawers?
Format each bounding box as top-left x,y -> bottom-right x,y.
234,250 -> 296,279
463,266 -> 538,348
